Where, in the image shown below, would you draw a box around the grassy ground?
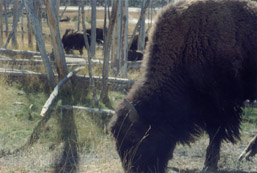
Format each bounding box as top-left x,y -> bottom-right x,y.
0,78 -> 256,173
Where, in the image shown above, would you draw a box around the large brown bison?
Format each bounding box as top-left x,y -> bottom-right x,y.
61,29 -> 90,55
109,0 -> 257,172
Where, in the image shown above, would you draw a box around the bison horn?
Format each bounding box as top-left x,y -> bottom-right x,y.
124,98 -> 139,122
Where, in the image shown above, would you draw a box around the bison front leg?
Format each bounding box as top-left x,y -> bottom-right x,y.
203,127 -> 222,172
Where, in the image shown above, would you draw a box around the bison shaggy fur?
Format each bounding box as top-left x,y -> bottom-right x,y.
61,29 -> 90,55
109,0 -> 257,172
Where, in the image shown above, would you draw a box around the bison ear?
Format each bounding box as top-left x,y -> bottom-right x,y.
124,98 -> 139,123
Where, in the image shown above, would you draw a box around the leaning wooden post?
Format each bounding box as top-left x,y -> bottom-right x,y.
33,0 -> 42,52
11,0 -> 18,49
0,0 -> 3,47
24,0 -> 56,89
128,0 -> 150,50
138,0 -> 147,51
4,0 -> 23,49
100,0 -> 119,101
26,14 -> 33,49
45,0 -> 69,79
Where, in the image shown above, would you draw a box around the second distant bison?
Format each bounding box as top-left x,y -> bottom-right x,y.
86,28 -> 104,44
61,29 -> 90,55
130,34 -> 148,51
128,50 -> 143,61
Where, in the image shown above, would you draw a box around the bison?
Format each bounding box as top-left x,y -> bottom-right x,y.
86,28 -> 104,45
129,34 -> 148,51
61,29 -> 90,55
128,50 -> 143,61
108,0 -> 257,172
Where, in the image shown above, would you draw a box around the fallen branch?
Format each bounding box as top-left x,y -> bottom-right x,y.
0,56 -> 142,69
59,105 -> 115,116
238,134 -> 257,161
0,68 -> 135,92
0,48 -> 41,59
40,67 -> 85,116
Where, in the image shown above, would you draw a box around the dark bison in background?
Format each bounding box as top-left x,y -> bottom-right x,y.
128,50 -> 143,61
109,0 -> 257,172
61,29 -> 90,55
129,34 -> 148,51
86,28 -> 104,45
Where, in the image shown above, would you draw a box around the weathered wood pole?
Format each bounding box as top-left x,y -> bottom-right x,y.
100,0 -> 119,102
45,0 -> 69,79
81,0 -> 98,102
11,0 -> 18,49
0,0 -> 3,47
24,0 -> 56,89
90,0 -> 96,57
120,0 -> 128,78
3,0 -> 8,36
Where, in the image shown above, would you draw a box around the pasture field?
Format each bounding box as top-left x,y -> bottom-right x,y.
0,7 -> 257,173
0,77 -> 257,172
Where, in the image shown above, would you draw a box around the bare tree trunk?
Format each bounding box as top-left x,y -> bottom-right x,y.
60,0 -> 68,20
27,14 -> 33,49
34,0 -> 42,52
77,5 -> 81,31
81,0 -> 98,103
45,0 -> 69,79
24,0 -> 56,89
20,7 -> 24,43
90,0 -> 96,57
138,0 -> 146,51
100,0 -> 119,102
11,0 -> 18,49
4,0 -> 8,36
120,0 -> 128,78
4,0 -> 23,49
56,0 -> 60,20
103,0 -> 108,42
111,0 -> 121,74
128,0 -> 150,50
0,0 -> 3,47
